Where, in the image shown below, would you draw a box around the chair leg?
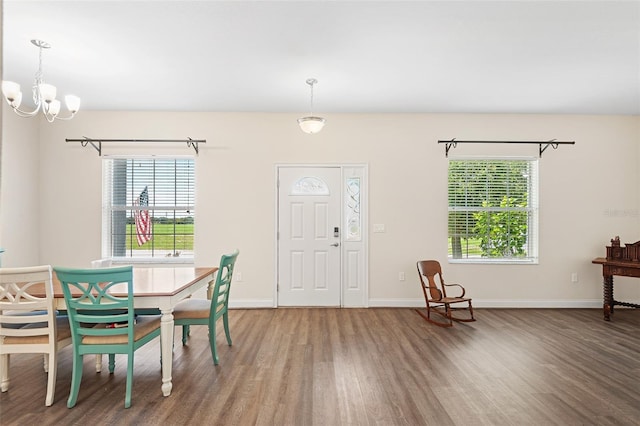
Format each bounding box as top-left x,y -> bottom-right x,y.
67,352 -> 83,408
124,351 -> 134,408
445,303 -> 454,326
43,353 -> 49,373
469,301 -> 475,320
415,304 -> 454,327
182,324 -> 190,345
0,354 -> 9,392
209,322 -> 219,365
95,354 -> 102,373
45,351 -> 57,406
223,312 -> 232,346
108,354 -> 116,374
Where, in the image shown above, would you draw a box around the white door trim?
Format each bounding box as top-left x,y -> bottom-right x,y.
274,163 -> 369,308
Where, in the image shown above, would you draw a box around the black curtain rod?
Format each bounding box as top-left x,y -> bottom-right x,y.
65,137 -> 206,156
66,138 -> 207,143
437,139 -> 575,157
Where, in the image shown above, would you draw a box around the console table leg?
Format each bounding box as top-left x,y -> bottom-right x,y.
603,275 -> 613,321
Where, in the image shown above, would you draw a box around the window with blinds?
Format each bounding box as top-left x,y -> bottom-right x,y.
102,156 -> 195,262
448,158 -> 538,263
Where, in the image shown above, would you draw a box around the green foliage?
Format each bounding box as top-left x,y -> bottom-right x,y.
472,197 -> 528,258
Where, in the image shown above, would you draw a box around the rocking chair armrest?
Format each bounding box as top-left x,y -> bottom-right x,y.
443,283 -> 466,297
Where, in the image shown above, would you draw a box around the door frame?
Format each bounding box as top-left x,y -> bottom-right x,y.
274,163 -> 369,308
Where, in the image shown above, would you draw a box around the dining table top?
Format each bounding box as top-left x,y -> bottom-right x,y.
50,265 -> 218,298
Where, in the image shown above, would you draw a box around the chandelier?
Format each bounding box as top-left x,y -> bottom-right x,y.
2,39 -> 80,122
297,78 -> 325,134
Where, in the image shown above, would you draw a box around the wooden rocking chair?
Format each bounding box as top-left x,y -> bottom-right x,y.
416,260 -> 475,327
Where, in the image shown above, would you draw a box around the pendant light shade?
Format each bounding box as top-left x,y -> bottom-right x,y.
297,116 -> 326,134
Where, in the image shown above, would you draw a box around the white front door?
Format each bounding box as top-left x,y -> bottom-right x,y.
277,167 -> 342,306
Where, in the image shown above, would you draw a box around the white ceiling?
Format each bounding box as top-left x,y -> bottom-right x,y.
2,0 -> 639,115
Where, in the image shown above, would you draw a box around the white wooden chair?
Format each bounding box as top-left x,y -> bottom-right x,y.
0,265 -> 72,406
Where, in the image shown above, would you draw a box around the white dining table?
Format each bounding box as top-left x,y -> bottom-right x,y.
51,266 -> 218,397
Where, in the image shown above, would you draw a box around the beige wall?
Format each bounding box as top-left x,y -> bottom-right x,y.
1,109 -> 639,307
1,111 -> 40,266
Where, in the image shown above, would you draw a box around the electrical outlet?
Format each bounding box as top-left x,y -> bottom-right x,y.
399,272 -> 405,281
571,272 -> 578,283
235,272 -> 243,282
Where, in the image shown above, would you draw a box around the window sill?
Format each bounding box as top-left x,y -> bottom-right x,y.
448,258 -> 538,265
111,257 -> 195,266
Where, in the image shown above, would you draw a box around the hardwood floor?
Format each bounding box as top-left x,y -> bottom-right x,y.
1,308 -> 639,425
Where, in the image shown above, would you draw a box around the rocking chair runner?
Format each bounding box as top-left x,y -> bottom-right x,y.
416,260 -> 476,327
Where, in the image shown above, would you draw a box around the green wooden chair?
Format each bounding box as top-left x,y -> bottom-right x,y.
173,250 -> 239,365
54,266 -> 161,408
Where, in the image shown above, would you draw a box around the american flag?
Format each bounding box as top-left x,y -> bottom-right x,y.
134,186 -> 152,246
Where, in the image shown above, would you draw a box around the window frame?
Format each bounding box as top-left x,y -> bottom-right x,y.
447,156 -> 539,265
101,155 -> 196,265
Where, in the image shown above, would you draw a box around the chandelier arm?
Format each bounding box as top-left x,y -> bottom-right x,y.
42,103 -> 55,123
49,112 -> 78,121
9,103 -> 42,117
43,104 -> 70,122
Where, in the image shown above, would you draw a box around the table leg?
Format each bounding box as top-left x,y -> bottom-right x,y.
160,308 -> 174,396
603,275 -> 613,321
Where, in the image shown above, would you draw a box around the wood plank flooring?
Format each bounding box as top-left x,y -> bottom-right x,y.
1,308 -> 639,425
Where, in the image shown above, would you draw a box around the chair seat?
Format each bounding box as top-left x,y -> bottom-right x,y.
173,298 -> 211,320
82,315 -> 161,345
435,297 -> 472,304
2,316 -> 71,344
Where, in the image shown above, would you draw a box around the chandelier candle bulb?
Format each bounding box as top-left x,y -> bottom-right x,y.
65,95 -> 81,113
1,81 -> 21,103
48,100 -> 61,116
39,83 -> 57,103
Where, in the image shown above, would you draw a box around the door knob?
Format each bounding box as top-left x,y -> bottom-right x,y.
330,243 -> 340,247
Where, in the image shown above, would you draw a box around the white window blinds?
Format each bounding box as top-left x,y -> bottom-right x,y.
102,156 -> 195,262
448,158 -> 538,263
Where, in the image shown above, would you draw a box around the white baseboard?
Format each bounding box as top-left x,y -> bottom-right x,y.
229,299 -> 274,309
368,298 -> 605,309
229,298 -> 637,309
472,299 -> 603,308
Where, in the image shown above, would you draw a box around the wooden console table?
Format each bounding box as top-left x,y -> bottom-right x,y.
592,257 -> 640,320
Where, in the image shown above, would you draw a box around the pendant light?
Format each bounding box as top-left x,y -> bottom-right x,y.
297,78 -> 325,134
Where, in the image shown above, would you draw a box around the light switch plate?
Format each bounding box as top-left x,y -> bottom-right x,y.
373,224 -> 385,233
